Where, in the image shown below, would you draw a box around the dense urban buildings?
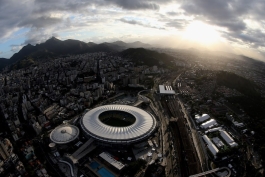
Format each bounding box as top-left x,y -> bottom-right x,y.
0,45 -> 264,177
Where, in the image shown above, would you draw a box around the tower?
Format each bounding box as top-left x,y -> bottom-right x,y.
96,59 -> 102,83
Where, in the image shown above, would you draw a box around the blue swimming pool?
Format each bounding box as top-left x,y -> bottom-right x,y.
97,167 -> 115,177
89,161 -> 100,169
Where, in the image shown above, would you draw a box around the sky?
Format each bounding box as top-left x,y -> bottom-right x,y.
0,0 -> 265,60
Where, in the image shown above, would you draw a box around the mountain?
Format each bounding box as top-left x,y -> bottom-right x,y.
120,48 -> 177,68
0,37 -> 153,70
111,41 -> 152,49
0,58 -> 9,70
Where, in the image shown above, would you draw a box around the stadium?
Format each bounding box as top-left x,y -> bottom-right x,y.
80,104 -> 157,145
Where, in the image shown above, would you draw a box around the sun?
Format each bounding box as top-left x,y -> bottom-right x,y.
183,21 -> 220,45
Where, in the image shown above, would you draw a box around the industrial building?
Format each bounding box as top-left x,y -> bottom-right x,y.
158,85 -> 175,95
220,130 -> 238,147
202,135 -> 219,157
195,114 -> 210,123
200,119 -> 217,129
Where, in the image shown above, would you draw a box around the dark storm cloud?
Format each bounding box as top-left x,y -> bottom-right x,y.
33,0 -> 168,13
19,16 -> 63,28
181,0 -> 265,32
225,30 -> 265,48
0,0 -> 32,39
106,0 -> 160,10
33,0 -> 94,14
181,0 -> 246,32
119,18 -> 165,30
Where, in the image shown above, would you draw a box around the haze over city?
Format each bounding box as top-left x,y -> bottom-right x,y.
0,0 -> 265,60
1,1 -> 265,177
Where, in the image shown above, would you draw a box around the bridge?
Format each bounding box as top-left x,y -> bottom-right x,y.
133,100 -> 143,107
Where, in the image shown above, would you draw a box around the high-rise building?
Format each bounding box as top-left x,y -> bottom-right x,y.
0,141 -> 9,160
96,59 -> 102,83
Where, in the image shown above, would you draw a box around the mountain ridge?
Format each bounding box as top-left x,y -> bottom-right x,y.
0,37 -> 152,70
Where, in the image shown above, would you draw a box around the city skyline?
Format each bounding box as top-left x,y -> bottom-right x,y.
0,0 -> 265,60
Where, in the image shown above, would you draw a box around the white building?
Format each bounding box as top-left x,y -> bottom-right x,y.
205,127 -> 222,134
195,114 -> 210,123
200,119 -> 217,129
202,135 -> 219,157
220,130 -> 238,147
158,85 -> 175,95
212,137 -> 225,148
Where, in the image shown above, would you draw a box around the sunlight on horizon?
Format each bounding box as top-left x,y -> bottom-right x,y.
182,21 -> 221,46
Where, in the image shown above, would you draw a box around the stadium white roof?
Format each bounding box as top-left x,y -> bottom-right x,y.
81,105 -> 157,144
50,124 -> 79,144
159,85 -> 175,95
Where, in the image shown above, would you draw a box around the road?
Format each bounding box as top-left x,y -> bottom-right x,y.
138,91 -> 175,177
172,71 -> 208,172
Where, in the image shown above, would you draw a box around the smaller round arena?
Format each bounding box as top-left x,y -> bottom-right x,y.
50,124 -> 79,144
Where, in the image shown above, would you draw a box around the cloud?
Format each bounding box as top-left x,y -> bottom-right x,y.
0,51 -> 2,54
224,29 -> 265,48
11,44 -> 23,53
106,0 -> 160,10
0,0 -> 265,60
181,0 -> 247,32
180,0 -> 265,57
166,11 -> 182,16
19,16 -> 63,28
120,18 -> 165,30
33,0 -> 163,12
165,19 -> 187,29
0,0 -> 166,45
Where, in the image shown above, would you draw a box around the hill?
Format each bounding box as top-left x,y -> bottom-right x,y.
112,41 -> 152,49
0,37 -> 152,70
216,71 -> 260,98
120,48 -> 177,68
0,58 -> 9,69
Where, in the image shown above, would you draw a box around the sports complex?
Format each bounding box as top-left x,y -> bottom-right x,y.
48,104 -> 158,177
